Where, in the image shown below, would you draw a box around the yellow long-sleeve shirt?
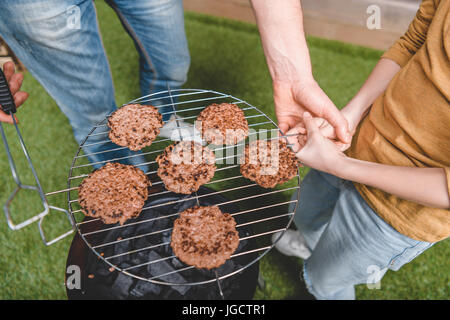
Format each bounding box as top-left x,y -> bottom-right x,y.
347,0 -> 450,242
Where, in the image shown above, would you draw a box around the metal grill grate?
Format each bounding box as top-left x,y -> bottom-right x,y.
67,89 -> 301,291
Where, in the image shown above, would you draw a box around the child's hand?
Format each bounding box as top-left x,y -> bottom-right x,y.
315,104 -> 362,147
289,104 -> 362,152
308,117 -> 352,152
285,117 -> 349,153
288,112 -> 347,174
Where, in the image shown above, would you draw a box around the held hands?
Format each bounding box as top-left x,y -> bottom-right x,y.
285,111 -> 357,175
0,61 -> 29,124
286,112 -> 346,174
290,104 -> 361,153
274,78 -> 364,174
273,80 -> 352,144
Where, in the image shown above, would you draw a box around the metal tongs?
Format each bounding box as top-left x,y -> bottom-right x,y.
0,67 -> 74,245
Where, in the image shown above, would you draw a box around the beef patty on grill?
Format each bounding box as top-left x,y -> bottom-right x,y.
171,205 -> 240,269
156,141 -> 216,195
196,103 -> 249,145
78,162 -> 150,225
108,104 -> 163,151
240,139 -> 298,188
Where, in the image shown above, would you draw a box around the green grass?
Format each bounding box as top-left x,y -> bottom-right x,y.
0,3 -> 448,299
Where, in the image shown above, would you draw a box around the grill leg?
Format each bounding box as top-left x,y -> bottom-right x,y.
215,270 -> 225,300
258,273 -> 266,290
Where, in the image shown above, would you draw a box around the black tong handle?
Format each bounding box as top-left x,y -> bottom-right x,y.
0,67 -> 16,114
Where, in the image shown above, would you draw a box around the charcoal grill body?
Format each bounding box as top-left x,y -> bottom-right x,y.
66,186 -> 260,300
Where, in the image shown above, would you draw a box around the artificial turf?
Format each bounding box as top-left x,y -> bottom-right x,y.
0,2 -> 448,299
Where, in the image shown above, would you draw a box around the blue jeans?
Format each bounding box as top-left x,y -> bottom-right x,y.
0,0 -> 190,169
292,169 -> 434,300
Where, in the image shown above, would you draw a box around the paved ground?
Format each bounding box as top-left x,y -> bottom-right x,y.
184,0 -> 421,50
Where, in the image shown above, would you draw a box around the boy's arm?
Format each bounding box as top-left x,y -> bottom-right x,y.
338,158 -> 450,210
340,58 -> 401,133
293,113 -> 450,209
330,0 -> 437,138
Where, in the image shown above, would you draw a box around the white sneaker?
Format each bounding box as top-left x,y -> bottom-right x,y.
271,230 -> 311,260
159,115 -> 204,144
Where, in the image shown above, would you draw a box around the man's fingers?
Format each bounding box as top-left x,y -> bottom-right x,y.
0,110 -> 17,124
14,91 -> 29,107
313,117 -> 326,127
323,107 -> 351,144
9,73 -> 24,95
2,62 -> 28,106
0,62 -> 26,124
303,112 -> 319,137
294,122 -> 306,134
0,92 -> 28,124
278,123 -> 290,136
2,61 -> 15,82
320,124 -> 336,140
335,125 -> 352,145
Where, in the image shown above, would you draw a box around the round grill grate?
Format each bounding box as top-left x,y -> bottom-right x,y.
67,89 -> 300,291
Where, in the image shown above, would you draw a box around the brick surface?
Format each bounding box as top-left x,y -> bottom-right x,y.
183,0 -> 421,50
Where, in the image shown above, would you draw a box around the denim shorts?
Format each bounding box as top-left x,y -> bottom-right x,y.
292,169 -> 434,300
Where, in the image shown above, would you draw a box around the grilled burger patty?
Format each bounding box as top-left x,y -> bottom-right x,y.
240,139 -> 298,188
78,162 -> 150,225
196,103 -> 249,145
171,205 -> 240,269
156,141 -> 216,194
108,104 -> 163,151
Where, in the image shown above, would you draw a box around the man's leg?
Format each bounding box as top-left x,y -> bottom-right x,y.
0,0 -> 147,170
302,179 -> 434,300
106,0 -> 190,121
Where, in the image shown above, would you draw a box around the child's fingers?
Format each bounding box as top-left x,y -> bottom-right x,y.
297,133 -> 307,150
320,122 -> 337,139
334,140 -> 351,152
339,143 -> 351,152
303,112 -> 320,137
293,121 -> 306,134
285,127 -> 303,153
296,125 -> 306,134
8,73 -> 24,95
281,122 -> 306,136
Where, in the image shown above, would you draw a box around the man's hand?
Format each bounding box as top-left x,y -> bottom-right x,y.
287,100 -> 366,152
0,61 -> 29,124
250,0 -> 351,144
274,80 -> 351,144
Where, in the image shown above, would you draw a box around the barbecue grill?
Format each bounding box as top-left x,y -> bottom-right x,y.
1,66 -> 301,298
